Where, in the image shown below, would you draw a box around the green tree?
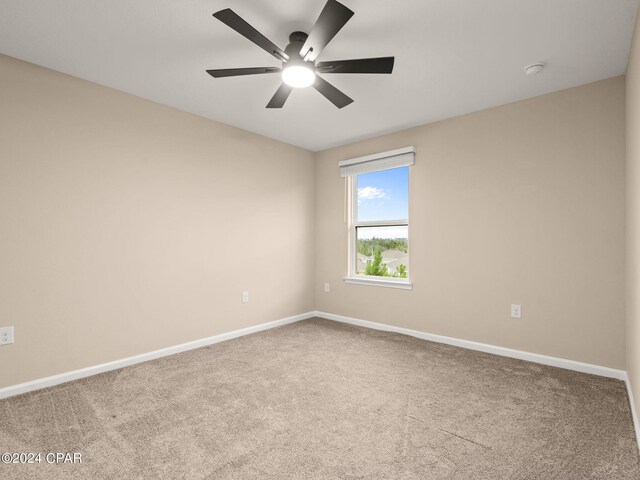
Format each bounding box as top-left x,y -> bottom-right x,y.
396,264 -> 407,278
357,237 -> 407,256
365,249 -> 388,277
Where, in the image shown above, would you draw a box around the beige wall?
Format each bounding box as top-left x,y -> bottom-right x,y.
0,55 -> 315,388
627,11 -> 640,423
316,77 -> 626,368
0,50 -> 630,390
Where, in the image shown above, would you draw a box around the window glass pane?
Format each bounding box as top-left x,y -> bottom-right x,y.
356,226 -> 408,278
357,166 -> 408,222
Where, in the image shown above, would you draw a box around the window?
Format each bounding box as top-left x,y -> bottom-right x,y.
340,147 -> 414,289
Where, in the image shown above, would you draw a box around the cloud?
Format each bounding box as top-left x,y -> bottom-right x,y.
358,186 -> 387,204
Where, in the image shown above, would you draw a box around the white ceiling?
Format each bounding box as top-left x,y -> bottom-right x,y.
1,0 -> 638,151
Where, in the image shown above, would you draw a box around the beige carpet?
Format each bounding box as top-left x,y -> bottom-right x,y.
1,318 -> 639,479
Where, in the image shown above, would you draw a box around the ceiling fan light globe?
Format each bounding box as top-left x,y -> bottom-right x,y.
282,65 -> 316,88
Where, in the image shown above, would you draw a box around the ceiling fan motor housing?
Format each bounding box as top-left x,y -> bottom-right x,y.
285,31 -> 311,66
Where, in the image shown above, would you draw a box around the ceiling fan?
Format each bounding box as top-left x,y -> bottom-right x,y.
206,0 -> 395,109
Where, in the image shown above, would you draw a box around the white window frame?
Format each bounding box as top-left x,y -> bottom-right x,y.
340,147 -> 414,290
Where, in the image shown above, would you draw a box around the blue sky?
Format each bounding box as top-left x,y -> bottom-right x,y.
357,166 -> 408,222
356,166 -> 408,239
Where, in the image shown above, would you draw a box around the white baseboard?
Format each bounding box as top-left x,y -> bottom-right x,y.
314,311 -> 627,380
624,374 -> 640,453
0,311 -> 316,400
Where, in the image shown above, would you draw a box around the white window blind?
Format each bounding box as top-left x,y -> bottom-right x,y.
339,146 -> 415,177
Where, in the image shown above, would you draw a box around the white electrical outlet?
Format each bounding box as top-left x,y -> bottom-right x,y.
324,282 -> 330,293
511,304 -> 522,319
0,326 -> 14,345
242,291 -> 249,304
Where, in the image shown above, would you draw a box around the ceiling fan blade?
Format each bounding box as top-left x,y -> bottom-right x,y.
300,0 -> 354,62
315,57 -> 395,74
266,83 -> 294,108
206,67 -> 281,78
213,9 -> 288,61
313,76 -> 353,108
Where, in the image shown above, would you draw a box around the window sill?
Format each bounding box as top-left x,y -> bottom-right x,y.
343,276 -> 413,290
